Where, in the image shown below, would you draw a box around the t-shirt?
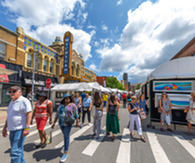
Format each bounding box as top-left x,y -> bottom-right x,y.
102,95 -> 108,101
35,99 -> 52,118
80,93 -> 86,102
122,94 -> 126,99
83,98 -> 92,107
7,96 -> 32,131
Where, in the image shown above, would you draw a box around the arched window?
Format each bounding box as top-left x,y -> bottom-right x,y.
43,56 -> 48,71
27,53 -> 33,67
37,57 -> 41,70
76,64 -> 80,77
50,58 -> 54,73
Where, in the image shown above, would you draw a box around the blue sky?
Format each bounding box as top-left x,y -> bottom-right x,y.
1,0 -> 195,83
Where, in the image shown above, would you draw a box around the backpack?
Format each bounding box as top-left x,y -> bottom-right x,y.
109,105 -> 117,115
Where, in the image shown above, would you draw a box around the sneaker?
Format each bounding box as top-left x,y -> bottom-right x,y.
60,153 -> 67,162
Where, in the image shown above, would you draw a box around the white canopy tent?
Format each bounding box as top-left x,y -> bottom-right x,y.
147,57 -> 195,81
100,86 -> 111,93
51,82 -> 101,92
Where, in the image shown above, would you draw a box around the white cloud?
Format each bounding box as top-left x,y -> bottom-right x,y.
117,0 -> 123,6
98,0 -> 195,83
2,0 -> 93,61
89,64 -> 99,72
101,24 -> 108,31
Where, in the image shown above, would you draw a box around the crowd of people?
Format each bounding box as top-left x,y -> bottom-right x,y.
2,86 -> 195,163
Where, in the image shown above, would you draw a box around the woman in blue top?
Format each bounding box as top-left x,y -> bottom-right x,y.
52,94 -> 79,162
82,93 -> 92,125
138,94 -> 147,114
128,96 -> 146,142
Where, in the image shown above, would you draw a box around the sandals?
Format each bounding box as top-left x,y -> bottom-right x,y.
130,133 -> 135,138
140,137 -> 146,143
167,128 -> 173,132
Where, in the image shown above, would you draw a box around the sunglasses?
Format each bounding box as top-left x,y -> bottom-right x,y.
9,90 -> 17,94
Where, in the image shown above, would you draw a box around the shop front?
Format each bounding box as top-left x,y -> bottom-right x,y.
22,71 -> 58,98
0,61 -> 22,106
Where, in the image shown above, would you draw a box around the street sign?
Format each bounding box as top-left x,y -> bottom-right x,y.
46,85 -> 51,89
46,78 -> 51,86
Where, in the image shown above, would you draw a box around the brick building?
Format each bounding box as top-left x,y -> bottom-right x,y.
96,76 -> 107,86
171,37 -> 195,60
0,26 -> 96,105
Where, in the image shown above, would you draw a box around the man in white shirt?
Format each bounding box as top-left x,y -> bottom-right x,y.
2,86 -> 32,163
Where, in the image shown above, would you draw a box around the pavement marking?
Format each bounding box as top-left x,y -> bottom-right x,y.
147,132 -> 170,163
116,128 -> 130,163
34,128 -> 61,143
55,123 -> 93,148
0,123 -> 5,127
27,125 -> 51,138
172,134 -> 195,159
82,126 -> 106,156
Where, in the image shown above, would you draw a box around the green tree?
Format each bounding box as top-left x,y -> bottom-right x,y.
106,77 -> 125,90
136,83 -> 141,90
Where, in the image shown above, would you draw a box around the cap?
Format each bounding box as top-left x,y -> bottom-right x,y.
63,93 -> 70,98
38,92 -> 47,97
9,86 -> 21,91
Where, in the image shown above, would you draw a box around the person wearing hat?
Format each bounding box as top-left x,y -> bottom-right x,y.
31,91 -> 53,148
2,86 -> 32,163
52,93 -> 79,162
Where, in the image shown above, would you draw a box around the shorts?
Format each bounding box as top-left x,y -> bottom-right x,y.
36,117 -> 48,130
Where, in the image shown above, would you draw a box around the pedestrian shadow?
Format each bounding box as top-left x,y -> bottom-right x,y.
4,143 -> 37,154
24,143 -> 37,152
32,148 -> 62,162
74,134 -> 94,141
4,148 -> 11,153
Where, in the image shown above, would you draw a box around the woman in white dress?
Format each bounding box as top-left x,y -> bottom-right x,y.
185,92 -> 195,135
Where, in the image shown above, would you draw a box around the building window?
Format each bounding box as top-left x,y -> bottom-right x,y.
50,62 -> 53,73
0,42 -> 6,58
43,59 -> 47,71
27,53 -> 32,67
37,57 -> 41,70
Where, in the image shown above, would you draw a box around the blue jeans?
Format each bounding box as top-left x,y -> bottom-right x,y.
60,125 -> 72,152
103,101 -> 107,107
9,129 -> 26,163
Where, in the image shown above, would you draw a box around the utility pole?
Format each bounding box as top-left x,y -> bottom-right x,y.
32,45 -> 38,107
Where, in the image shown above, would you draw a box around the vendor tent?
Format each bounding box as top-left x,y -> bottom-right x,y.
147,57 -> 195,81
100,86 -> 111,93
51,82 -> 101,92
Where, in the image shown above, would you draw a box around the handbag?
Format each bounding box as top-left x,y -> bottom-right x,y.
139,111 -> 146,119
46,129 -> 53,144
83,107 -> 89,111
65,115 -> 75,126
158,107 -> 162,113
165,114 -> 171,124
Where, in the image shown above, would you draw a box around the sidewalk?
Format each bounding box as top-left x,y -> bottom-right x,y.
0,106 -> 7,124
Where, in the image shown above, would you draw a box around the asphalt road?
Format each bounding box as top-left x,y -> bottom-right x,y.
0,105 -> 195,163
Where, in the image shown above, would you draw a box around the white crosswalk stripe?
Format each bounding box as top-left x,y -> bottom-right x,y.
116,128 -> 130,163
34,128 -> 61,143
172,134 -> 195,159
82,126 -> 106,156
55,123 -> 93,148
147,132 -> 171,163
